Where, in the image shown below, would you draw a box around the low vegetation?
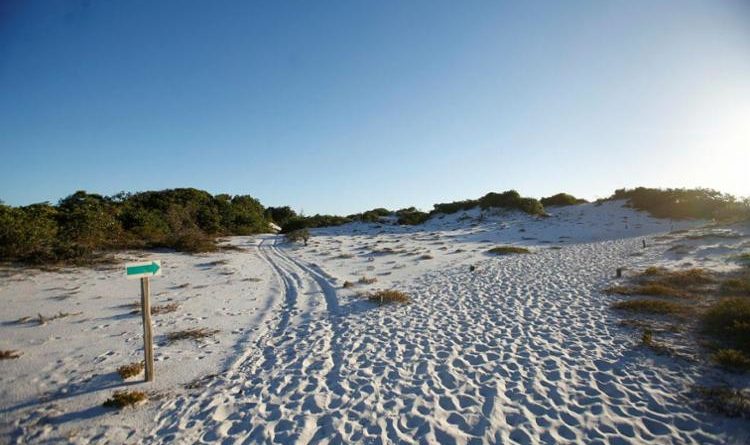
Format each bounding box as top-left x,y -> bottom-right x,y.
0,188 -> 271,264
395,207 -> 430,225
358,276 -> 377,285
694,386 -> 750,418
607,187 -> 750,221
611,299 -> 685,315
487,246 -> 531,255
130,302 -> 180,315
432,190 -> 545,216
712,349 -> 750,372
367,290 -> 410,304
285,228 -> 311,246
102,390 -> 147,409
540,193 -> 587,207
166,328 -> 220,343
0,350 -> 22,360
116,362 -> 144,379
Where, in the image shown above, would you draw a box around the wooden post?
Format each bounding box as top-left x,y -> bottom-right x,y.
140,277 -> 154,382
616,267 -> 623,278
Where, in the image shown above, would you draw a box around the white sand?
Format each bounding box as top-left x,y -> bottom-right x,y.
1,201 -> 749,444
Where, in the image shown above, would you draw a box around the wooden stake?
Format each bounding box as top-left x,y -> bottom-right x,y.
140,277 -> 154,382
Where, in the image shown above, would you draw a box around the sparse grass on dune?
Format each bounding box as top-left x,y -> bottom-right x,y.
367,290 -> 410,304
606,267 -> 715,298
702,297 -> 750,353
166,328 -> 219,343
712,349 -> 750,372
487,246 -> 531,255
695,386 -> 750,419
116,362 -> 144,379
358,276 -> 377,285
604,284 -> 693,298
103,390 -> 147,409
611,299 -> 686,315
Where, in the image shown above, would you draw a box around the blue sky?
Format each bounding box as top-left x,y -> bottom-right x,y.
1,1 -> 749,214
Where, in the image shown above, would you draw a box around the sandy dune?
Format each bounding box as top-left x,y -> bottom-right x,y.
1,202 -> 749,444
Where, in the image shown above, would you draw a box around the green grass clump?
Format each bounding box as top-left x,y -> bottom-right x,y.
611,299 -> 685,315
487,246 -> 531,255
540,193 -> 587,207
712,349 -> 750,372
702,297 -> 750,352
103,390 -> 147,409
368,290 -> 410,304
116,362 -> 144,379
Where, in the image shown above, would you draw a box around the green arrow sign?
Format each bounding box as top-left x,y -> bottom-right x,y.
125,260 -> 161,279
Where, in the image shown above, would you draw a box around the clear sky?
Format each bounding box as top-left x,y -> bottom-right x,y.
1,1 -> 749,214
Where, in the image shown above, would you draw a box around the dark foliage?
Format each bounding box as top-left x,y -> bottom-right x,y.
396,207 -> 430,225
281,214 -> 352,233
431,190 -> 545,216
264,206 -> 297,228
540,193 -> 587,207
609,187 -> 749,220
0,188 -> 270,264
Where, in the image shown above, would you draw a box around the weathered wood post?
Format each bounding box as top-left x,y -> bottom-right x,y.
126,260 -> 161,383
616,267 -> 623,278
140,277 -> 154,382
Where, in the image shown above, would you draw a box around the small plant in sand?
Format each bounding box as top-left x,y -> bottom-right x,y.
712,349 -> 750,372
103,390 -> 147,409
694,386 -> 750,418
130,301 -> 180,315
358,276 -> 377,285
419,254 -> 434,260
166,328 -> 220,343
487,246 -> 531,255
611,299 -> 685,315
368,290 -> 410,304
117,362 -> 144,379
285,228 -> 310,246
342,281 -> 354,289
0,350 -> 22,360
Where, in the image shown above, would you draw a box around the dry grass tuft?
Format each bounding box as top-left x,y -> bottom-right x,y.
102,390 -> 147,409
712,349 -> 750,372
358,276 -> 377,285
487,246 -> 531,255
130,301 -> 180,315
116,362 -> 144,379
342,281 -> 354,289
611,299 -> 686,315
604,284 -> 692,298
419,254 -> 434,260
166,328 -> 219,343
695,386 -> 750,418
0,350 -> 22,360
368,290 -> 410,304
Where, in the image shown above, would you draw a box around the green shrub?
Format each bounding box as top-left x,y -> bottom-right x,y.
712,349 -> 750,372
286,228 -> 311,245
540,193 -> 587,207
702,297 -> 750,352
432,200 -> 479,214
487,246 -> 531,255
396,207 -> 430,225
478,190 -> 545,216
609,187 -> 748,220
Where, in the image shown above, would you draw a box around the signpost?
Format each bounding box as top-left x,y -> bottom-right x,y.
125,260 -> 161,382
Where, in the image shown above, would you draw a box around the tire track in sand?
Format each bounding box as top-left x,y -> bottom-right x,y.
148,236 -> 344,444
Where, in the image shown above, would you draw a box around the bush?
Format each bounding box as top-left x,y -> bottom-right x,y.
712,349 -> 750,372
286,228 -> 311,245
432,200 -> 479,215
368,290 -> 410,304
103,390 -> 147,409
609,187 -> 748,220
702,297 -> 750,352
540,193 -> 587,207
487,246 -> 531,255
396,207 -> 430,225
478,190 -> 545,216
117,362 -> 144,379
0,188 -> 272,264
